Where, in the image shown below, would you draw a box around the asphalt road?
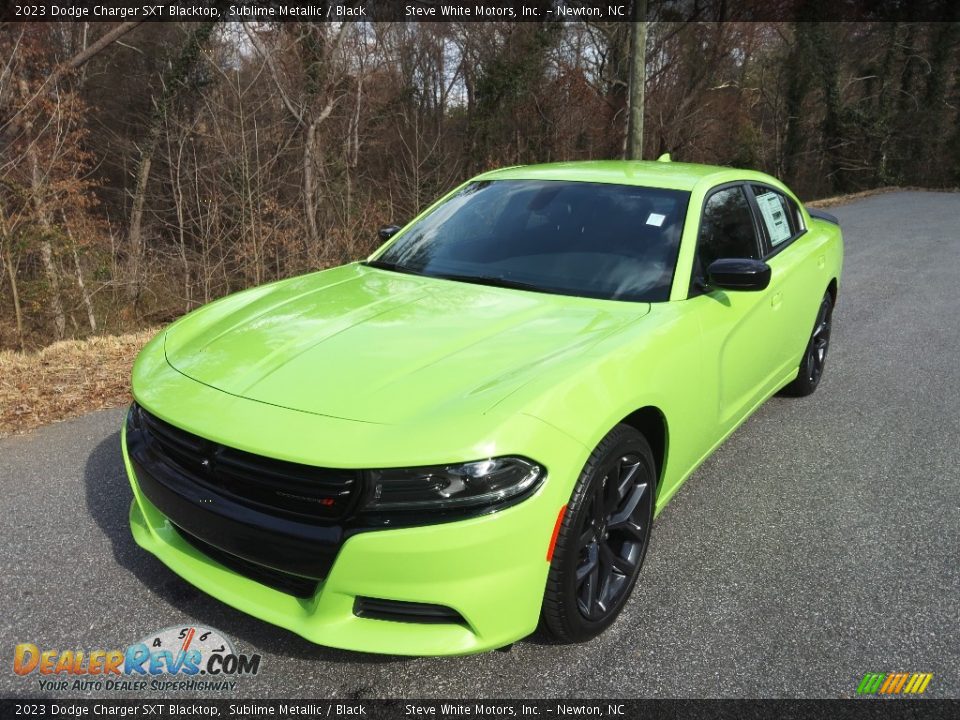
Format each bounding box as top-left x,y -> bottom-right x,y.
1,191 -> 958,699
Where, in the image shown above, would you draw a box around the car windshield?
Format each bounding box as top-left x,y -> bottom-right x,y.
370,180 -> 690,302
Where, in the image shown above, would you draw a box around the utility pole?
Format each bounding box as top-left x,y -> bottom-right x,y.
625,0 -> 648,160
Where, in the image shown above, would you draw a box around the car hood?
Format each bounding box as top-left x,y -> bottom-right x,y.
164,264 -> 649,424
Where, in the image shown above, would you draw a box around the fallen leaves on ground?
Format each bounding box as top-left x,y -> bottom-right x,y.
0,328 -> 159,438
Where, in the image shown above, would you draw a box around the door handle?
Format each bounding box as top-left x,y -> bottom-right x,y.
771,291 -> 783,308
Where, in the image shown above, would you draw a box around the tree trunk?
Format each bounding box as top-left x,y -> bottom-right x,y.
870,23 -> 899,186
66,22 -> 143,72
889,23 -> 920,182
37,22 -> 143,90
124,20 -> 220,302
1,245 -> 25,351
62,214 -> 96,332
21,104 -> 66,340
37,233 -> 65,340
0,199 -> 25,350
14,74 -> 66,340
782,24 -> 813,184
302,97 -> 337,255
126,130 -> 157,302
810,23 -> 844,192
920,19 -> 960,181
303,117 -> 321,249
625,0 -> 648,160
168,132 -> 191,313
71,242 -> 96,333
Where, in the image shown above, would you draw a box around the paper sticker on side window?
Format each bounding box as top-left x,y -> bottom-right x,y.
755,192 -> 792,246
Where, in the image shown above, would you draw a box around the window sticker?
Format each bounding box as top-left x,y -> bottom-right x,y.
755,192 -> 792,246
645,212 -> 666,227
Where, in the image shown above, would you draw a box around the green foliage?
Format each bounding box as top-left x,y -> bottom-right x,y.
729,121 -> 762,170
470,23 -> 563,166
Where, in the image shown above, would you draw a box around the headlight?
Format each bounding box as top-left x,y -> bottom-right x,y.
363,457 -> 543,512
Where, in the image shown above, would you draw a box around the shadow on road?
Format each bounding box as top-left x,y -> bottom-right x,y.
83,430 -> 407,665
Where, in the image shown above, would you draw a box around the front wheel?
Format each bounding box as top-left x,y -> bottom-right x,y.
541,425 -> 655,643
782,292 -> 833,397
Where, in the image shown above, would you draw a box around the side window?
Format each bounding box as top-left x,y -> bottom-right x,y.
751,186 -> 802,250
696,186 -> 760,278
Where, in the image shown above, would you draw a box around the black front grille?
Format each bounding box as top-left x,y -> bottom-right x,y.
135,405 -> 360,522
174,525 -> 319,599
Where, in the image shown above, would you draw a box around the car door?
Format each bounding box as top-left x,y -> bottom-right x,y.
747,184 -> 827,376
690,183 -> 784,427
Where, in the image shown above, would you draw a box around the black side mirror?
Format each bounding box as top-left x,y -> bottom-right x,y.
379,225 -> 402,241
706,258 -> 771,292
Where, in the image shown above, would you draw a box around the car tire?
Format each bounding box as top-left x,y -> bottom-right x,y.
541,424 -> 655,643
782,292 -> 834,397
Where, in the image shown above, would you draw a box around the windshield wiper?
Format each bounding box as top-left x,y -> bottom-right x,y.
361,259 -> 421,275
429,272 -> 550,294
365,262 -> 551,294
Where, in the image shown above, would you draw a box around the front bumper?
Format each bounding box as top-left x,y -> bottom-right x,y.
121,403 -> 587,655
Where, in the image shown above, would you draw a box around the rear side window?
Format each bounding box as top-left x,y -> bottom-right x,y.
696,186 -> 760,277
751,185 -> 802,249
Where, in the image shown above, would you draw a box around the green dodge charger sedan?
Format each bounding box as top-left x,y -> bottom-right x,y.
123,159 -> 843,655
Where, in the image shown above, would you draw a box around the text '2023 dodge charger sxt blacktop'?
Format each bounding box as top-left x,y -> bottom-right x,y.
123,159 -> 842,656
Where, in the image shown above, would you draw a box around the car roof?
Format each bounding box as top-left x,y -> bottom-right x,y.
475,160 -> 775,193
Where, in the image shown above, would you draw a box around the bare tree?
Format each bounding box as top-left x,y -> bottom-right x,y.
625,0 -> 648,159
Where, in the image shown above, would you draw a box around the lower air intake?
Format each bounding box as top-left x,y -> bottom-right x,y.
353,596 -> 466,625
174,525 -> 320,599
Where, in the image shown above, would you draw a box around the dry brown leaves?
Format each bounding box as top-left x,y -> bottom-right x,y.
0,328 -> 159,438
806,186 -> 959,208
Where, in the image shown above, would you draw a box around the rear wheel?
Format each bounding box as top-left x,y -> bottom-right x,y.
782,292 -> 833,397
542,425 -> 655,643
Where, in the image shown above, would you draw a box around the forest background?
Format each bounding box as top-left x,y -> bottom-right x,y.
2,8 -> 959,349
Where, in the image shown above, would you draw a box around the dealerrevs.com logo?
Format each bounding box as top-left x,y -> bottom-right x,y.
13,626 -> 261,693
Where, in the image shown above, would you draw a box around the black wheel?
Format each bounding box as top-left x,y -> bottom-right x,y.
542,425 -> 655,643
782,292 -> 833,397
